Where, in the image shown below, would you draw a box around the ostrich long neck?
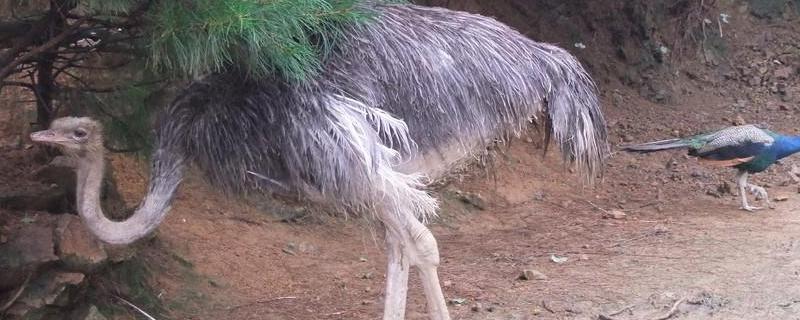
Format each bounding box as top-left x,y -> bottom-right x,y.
76,148 -> 184,245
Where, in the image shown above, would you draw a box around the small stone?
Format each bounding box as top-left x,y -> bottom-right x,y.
520,269 -> 548,280
774,195 -> 789,202
359,257 -> 367,262
448,298 -> 467,306
361,300 -> 372,305
603,210 -> 627,220
578,254 -> 589,261
443,280 -> 453,287
360,272 -> 374,279
282,242 -> 297,255
532,307 -> 542,315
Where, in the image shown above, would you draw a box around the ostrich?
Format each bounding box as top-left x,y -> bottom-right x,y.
30,3 -> 607,320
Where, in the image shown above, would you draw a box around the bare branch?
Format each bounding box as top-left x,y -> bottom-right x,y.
0,81 -> 34,89
0,16 -> 88,81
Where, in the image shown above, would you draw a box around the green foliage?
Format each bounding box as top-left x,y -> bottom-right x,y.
146,0 -> 375,81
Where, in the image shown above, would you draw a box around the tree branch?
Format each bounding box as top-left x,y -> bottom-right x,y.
0,81 -> 34,89
0,16 -> 87,81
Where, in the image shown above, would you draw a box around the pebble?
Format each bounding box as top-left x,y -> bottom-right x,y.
603,210 -> 627,220
774,195 -> 789,202
520,269 -> 548,281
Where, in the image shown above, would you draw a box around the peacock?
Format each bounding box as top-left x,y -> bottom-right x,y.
622,124 -> 800,211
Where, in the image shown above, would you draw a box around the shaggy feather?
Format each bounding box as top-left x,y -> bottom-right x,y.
150,3 -> 608,220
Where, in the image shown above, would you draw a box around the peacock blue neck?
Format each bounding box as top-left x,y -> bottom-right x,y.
774,135 -> 800,160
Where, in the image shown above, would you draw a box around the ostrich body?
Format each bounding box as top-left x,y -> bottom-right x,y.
622,124 -> 800,211
30,4 -> 607,319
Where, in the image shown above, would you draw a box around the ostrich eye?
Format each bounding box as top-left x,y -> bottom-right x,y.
73,129 -> 88,139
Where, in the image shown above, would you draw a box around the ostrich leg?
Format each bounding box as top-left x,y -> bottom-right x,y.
383,227 -> 410,319
380,208 -> 450,320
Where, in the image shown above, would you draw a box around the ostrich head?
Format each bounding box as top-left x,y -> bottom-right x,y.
30,117 -> 103,157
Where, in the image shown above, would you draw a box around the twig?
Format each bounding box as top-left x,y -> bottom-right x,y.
584,199 -> 610,214
540,300 -> 555,313
0,272 -> 32,312
0,81 -> 35,91
114,295 -> 157,320
777,299 -> 800,308
226,296 -> 298,311
653,297 -> 685,320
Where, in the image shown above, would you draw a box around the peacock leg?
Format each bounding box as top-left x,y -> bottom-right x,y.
736,171 -> 761,211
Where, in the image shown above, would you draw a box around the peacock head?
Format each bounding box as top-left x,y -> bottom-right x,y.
30,117 -> 104,157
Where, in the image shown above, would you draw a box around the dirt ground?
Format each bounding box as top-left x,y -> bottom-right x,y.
101,6 -> 800,318
4,1 -> 800,320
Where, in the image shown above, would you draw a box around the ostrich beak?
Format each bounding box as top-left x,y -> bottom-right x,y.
30,130 -> 64,144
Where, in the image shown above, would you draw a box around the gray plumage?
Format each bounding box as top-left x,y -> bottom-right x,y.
153,3 -> 608,221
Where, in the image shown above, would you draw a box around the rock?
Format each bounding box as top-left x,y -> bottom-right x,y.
282,242 -> 297,255
471,303 -> 483,312
7,271 -> 86,317
579,254 -> 589,261
442,280 -> 453,287
774,195 -> 789,202
520,269 -> 547,281
0,224 -> 58,290
603,210 -> 627,220
56,215 -> 107,272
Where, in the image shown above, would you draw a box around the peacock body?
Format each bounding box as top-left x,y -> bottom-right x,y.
622,124 -> 800,211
